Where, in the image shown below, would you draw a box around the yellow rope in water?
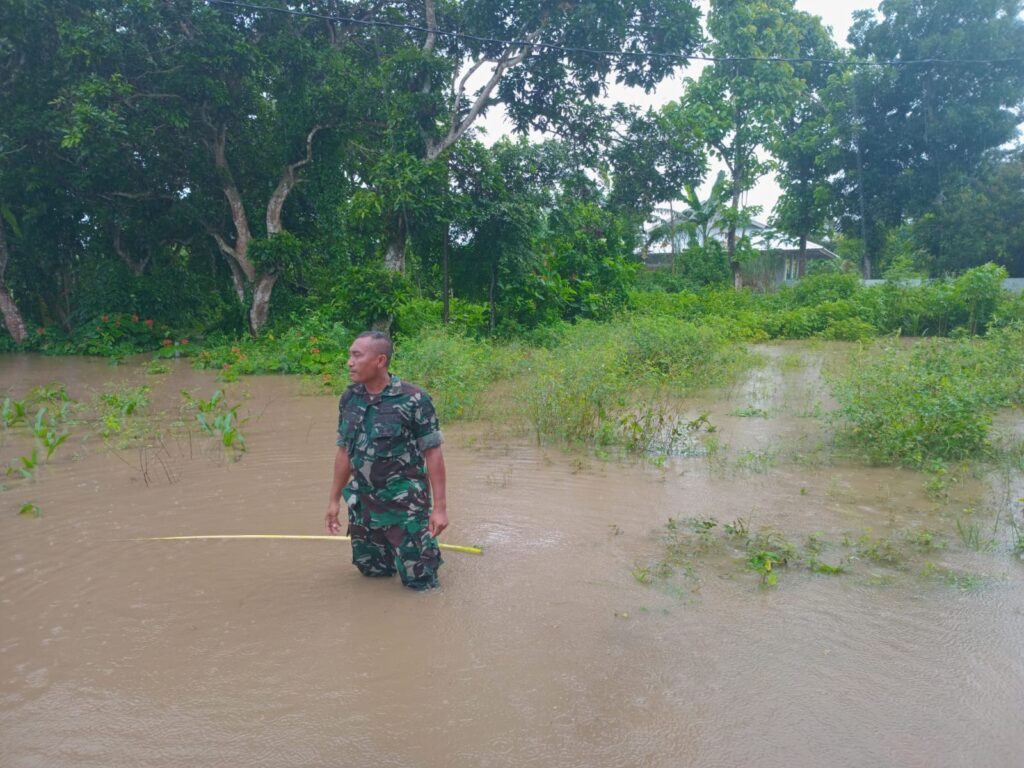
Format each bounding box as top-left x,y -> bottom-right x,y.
130,534 -> 483,555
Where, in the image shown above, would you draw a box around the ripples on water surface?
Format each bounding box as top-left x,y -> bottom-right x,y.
1,352 -> 1022,767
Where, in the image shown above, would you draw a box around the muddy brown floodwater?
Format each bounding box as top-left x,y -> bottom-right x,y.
2,349 -> 1023,768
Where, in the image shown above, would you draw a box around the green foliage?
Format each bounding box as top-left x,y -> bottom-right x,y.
14,313 -> 173,357
392,329 -> 521,421
99,386 -> 149,417
629,266 -> 1019,342
817,317 -> 877,342
828,330 -> 1024,467
395,298 -> 490,338
180,389 -> 248,456
193,314 -> 351,386
2,384 -> 74,482
525,316 -> 749,447
248,233 -> 309,276
97,385 -> 150,438
330,265 -> 413,331
19,502 -> 41,518
2,397 -> 28,429
951,263 -> 1008,336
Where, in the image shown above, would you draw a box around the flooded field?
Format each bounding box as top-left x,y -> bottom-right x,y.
2,348 -> 1023,767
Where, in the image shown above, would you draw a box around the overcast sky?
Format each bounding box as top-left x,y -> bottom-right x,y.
477,0 -> 876,218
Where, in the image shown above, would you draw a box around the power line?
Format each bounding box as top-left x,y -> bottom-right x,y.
207,0 -> 1024,69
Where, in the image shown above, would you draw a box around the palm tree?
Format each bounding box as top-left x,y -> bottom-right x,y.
647,171 -> 730,271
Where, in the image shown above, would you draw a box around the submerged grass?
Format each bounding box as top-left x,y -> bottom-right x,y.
524,316 -> 752,451
635,514 -> 1012,594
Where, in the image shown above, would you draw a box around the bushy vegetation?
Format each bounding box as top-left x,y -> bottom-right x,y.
828,325 -> 1024,467
392,330 -> 524,421
525,316 -> 751,447
630,264 -> 1021,341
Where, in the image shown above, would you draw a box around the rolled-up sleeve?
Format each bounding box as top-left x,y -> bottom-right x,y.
411,391 -> 443,452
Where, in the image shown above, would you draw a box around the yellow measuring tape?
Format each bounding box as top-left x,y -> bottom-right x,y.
132,534 -> 483,555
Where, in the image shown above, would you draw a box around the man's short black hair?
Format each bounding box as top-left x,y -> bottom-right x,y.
356,330 -> 393,364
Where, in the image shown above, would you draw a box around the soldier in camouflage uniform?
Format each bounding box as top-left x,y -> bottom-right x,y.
325,331 -> 447,590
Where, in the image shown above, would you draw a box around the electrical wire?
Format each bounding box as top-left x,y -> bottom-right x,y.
206,0 -> 1024,69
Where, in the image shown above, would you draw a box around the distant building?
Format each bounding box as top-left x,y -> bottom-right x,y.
644,217 -> 839,290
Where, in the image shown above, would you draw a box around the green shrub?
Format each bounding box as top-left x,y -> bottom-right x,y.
524,317 -> 750,447
786,272 -> 862,306
18,313 -> 173,357
828,338 -> 1015,467
395,298 -> 489,338
392,329 -> 523,421
817,317 -> 877,342
193,313 -> 351,384
951,263 -> 1008,335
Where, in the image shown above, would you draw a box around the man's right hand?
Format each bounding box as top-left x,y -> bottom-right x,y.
325,501 -> 342,535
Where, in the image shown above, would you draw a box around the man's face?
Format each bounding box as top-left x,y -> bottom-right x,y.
347,337 -> 387,383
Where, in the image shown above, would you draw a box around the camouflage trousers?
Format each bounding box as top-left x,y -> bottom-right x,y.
346,518 -> 443,591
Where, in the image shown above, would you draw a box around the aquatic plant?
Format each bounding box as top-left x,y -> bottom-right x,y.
1008,501 -> 1024,559
954,515 -> 996,552
32,409 -> 69,460
99,385 -> 150,417
18,502 -> 41,518
845,530 -> 904,565
733,446 -> 780,474
180,389 -> 249,457
732,404 -> 769,418
2,397 -> 27,429
920,563 -> 990,592
10,447 -> 39,480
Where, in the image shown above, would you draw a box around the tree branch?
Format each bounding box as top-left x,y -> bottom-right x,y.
423,0 -> 437,54
210,123 -> 254,281
112,229 -> 150,276
427,31 -> 542,161
266,124 -> 326,235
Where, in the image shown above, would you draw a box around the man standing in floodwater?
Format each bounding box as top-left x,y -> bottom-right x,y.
325,331 -> 448,590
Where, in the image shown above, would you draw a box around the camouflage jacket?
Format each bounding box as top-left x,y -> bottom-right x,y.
337,375 -> 443,528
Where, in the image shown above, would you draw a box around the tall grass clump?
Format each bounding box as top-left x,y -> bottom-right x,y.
828,327 -> 1024,467
525,316 -> 751,447
392,329 -> 524,421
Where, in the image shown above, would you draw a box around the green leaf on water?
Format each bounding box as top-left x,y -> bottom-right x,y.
19,502 -> 41,518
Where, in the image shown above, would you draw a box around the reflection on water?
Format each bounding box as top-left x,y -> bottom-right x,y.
1,350 -> 1022,767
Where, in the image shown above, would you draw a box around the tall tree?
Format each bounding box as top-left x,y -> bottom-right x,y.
770,12 -> 842,275
681,0 -> 809,288
40,1 -> 368,335
840,0 -> 1024,275
912,151 -> 1024,276
362,0 -> 703,272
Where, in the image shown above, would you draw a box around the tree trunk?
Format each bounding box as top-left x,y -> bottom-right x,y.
383,214 -> 407,272
442,226 -> 450,324
797,234 -> 807,278
0,281 -> 26,344
488,261 -> 497,332
248,271 -> 279,337
668,199 -> 678,274
112,230 -> 150,276
854,114 -> 872,279
0,219 -> 28,344
729,164 -> 742,290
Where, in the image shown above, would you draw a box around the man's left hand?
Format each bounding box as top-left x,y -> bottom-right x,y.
428,508 -> 448,538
